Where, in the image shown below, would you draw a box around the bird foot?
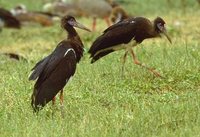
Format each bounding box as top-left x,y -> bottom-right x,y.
134,60 -> 141,65
150,69 -> 162,77
134,60 -> 162,77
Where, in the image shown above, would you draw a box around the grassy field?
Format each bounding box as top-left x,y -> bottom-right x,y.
0,0 -> 200,137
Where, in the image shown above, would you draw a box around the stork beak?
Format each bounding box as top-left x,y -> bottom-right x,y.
162,29 -> 172,44
72,21 -> 91,32
157,24 -> 172,44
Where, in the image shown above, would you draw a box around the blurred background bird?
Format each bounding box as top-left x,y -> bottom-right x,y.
11,4 -> 54,27
72,0 -> 112,31
109,1 -> 131,23
0,52 -> 27,61
43,0 -> 84,17
0,7 -> 21,29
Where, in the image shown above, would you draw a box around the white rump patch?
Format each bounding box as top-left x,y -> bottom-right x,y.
64,48 -> 76,58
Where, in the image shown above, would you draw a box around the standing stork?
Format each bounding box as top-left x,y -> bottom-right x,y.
88,17 -> 172,77
29,15 -> 90,114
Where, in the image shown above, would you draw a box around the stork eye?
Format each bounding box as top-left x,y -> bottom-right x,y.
69,17 -> 75,21
156,23 -> 164,32
158,23 -> 162,27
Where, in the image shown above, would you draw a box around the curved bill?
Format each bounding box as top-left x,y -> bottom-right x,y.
73,21 -> 91,32
157,24 -> 172,44
163,29 -> 172,44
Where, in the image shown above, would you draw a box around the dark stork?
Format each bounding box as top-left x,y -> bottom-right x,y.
88,17 -> 172,77
29,15 -> 90,114
0,7 -> 21,29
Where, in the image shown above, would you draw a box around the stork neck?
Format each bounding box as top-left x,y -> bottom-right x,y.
65,25 -> 83,47
64,25 -> 84,62
65,25 -> 78,38
148,23 -> 160,38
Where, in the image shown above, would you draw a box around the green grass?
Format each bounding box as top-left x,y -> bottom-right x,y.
0,0 -> 200,137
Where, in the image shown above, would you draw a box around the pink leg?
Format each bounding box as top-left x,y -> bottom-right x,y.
60,89 -> 64,118
92,17 -> 96,31
129,49 -> 162,77
104,17 -> 111,27
52,96 -> 56,105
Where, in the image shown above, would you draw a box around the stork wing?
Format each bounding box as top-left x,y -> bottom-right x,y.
29,55 -> 50,81
31,43 -> 77,110
103,18 -> 133,33
29,41 -> 74,82
88,18 -> 137,57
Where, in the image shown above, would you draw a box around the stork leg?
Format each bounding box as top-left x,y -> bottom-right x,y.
121,50 -> 128,77
104,17 -> 111,27
129,49 -> 162,77
52,96 -> 56,105
60,89 -> 65,118
92,17 -> 97,31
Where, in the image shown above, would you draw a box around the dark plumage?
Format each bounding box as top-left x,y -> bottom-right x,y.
29,15 -> 90,112
0,8 -> 21,29
89,16 -> 171,76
